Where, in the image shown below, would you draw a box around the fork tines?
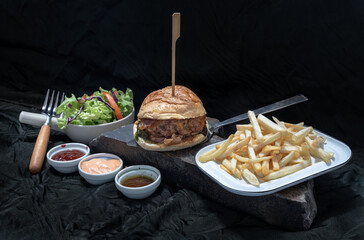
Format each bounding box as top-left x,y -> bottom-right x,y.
41,89 -> 65,116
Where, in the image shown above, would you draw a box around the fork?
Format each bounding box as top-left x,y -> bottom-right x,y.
29,89 -> 65,173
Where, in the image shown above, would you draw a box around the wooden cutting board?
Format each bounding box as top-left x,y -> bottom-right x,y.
89,118 -> 317,230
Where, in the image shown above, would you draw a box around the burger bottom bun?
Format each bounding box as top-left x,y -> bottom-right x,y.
133,121 -> 208,151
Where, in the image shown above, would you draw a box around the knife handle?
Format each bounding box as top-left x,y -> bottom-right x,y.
19,111 -> 62,132
29,125 -> 51,174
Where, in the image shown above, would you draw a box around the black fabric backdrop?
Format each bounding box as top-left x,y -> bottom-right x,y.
1,0 -> 364,239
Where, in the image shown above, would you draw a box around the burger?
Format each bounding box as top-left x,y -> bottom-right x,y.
134,85 -> 208,151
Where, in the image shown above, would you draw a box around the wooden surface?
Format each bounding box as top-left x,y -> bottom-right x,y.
89,119 -> 317,230
171,12 -> 180,96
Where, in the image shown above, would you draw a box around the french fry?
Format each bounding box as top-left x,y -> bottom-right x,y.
290,157 -> 304,164
242,169 -> 260,186
232,153 -> 272,163
280,145 -> 301,153
284,122 -> 305,131
220,164 -> 232,175
257,151 -> 269,157
248,151 -> 262,174
245,162 -> 254,173
305,136 -> 334,163
262,145 -> 281,153
234,130 -> 244,137
292,126 -> 313,144
272,153 -> 281,171
262,133 -> 274,140
272,116 -> 287,129
308,131 -> 318,140
232,135 -> 240,142
198,135 -> 234,162
200,147 -> 217,158
250,156 -> 272,163
283,140 -> 293,146
223,159 -> 242,179
235,148 -> 249,157
248,110 -> 264,143
272,150 -> 280,155
238,133 -> 246,140
257,114 -> 285,133
232,153 -> 250,163
231,158 -> 242,179
216,136 -> 251,161
236,124 -> 253,132
312,136 -> 326,148
246,134 -> 262,174
279,151 -> 295,168
248,142 -> 256,159
263,160 -> 311,181
300,142 -> 311,161
253,163 -> 262,174
293,151 -> 300,158
262,160 -> 270,176
253,132 -> 281,151
311,146 -> 335,164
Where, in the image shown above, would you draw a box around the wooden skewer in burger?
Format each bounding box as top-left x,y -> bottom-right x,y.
133,13 -> 208,151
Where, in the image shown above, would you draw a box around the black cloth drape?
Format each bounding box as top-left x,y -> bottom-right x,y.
1,0 -> 364,239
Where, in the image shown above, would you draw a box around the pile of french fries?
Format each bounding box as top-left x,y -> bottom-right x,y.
198,111 -> 334,186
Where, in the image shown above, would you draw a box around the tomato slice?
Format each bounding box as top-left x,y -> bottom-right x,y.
82,93 -> 93,99
103,92 -> 123,120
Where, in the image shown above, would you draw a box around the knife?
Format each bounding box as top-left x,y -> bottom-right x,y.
205,94 -> 308,142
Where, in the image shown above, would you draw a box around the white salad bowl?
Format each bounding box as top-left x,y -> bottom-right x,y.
64,108 -> 135,144
19,107 -> 135,144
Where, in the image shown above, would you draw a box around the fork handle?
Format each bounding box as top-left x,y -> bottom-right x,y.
29,125 -> 51,173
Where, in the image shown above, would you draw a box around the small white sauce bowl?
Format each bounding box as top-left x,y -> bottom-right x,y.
47,143 -> 90,174
78,153 -> 123,185
114,165 -> 161,199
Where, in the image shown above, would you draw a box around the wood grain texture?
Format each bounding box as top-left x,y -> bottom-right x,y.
29,124 -> 50,173
171,12 -> 180,96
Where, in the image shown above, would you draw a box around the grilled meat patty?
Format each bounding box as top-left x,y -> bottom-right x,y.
137,116 -> 206,145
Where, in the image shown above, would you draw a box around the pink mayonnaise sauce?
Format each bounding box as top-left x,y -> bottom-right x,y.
81,158 -> 120,174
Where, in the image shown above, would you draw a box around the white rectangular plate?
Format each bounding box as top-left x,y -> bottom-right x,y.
195,130 -> 352,196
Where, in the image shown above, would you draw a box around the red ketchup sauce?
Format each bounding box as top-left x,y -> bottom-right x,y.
51,149 -> 85,161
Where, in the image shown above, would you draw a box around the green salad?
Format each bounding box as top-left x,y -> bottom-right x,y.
56,87 -> 133,129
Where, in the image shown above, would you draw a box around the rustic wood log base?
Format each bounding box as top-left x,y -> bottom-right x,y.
89,122 -> 317,231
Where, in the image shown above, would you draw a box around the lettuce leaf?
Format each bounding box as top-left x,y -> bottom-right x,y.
56,87 -> 133,129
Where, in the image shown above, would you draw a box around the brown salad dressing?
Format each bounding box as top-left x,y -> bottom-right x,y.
121,175 -> 154,187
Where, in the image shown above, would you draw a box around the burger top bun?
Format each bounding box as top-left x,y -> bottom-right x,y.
137,85 -> 206,120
